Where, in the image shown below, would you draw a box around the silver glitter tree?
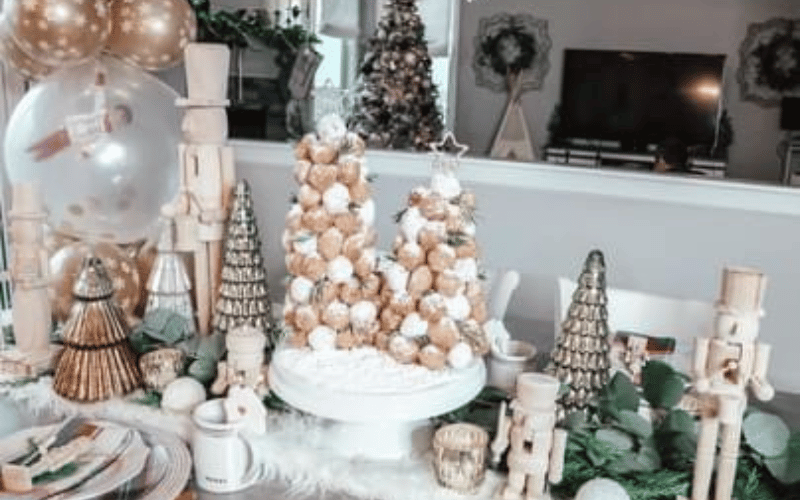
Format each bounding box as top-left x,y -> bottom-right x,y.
145,218 -> 195,333
547,249 -> 612,418
212,180 -> 274,350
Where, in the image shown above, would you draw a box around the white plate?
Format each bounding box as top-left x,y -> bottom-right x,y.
136,426 -> 192,500
0,421 -> 149,500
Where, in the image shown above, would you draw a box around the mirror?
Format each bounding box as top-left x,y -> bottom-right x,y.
199,0 -> 798,186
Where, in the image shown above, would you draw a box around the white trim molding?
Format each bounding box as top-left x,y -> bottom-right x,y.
232,139 -> 800,217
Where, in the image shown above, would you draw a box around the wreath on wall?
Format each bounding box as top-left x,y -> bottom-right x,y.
472,13 -> 552,93
736,18 -> 800,107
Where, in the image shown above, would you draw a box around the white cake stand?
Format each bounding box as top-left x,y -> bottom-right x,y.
269,346 -> 486,460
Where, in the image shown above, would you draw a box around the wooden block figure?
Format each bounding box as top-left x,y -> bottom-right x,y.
7,182 -> 52,369
684,267 -> 774,500
211,325 -> 268,396
491,373 -> 568,500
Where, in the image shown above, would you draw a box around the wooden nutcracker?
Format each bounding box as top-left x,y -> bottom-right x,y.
6,182 -> 52,371
682,267 -> 774,500
491,372 -> 568,500
211,325 -> 269,396
171,42 -> 236,336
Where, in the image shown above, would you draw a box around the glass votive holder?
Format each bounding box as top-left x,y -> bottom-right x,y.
432,423 -> 489,493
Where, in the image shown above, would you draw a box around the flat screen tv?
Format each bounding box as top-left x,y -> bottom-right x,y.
557,49 -> 726,153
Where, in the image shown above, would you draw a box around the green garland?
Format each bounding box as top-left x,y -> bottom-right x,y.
188,0 -> 319,57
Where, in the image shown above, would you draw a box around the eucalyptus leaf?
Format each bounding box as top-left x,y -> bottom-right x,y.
562,410 -> 589,431
642,360 -> 685,408
195,332 -> 226,361
763,432 -> 800,484
635,445 -> 662,472
188,357 -> 218,384
606,450 -> 647,474
660,408 -> 696,435
743,412 -> 790,458
606,371 -> 640,413
595,428 -> 635,451
615,409 -> 653,438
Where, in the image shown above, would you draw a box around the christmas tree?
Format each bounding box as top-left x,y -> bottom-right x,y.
145,217 -> 195,332
212,180 -> 275,348
378,132 -> 489,369
283,114 -> 382,350
53,255 -> 142,402
547,249 -> 612,418
348,0 -> 444,151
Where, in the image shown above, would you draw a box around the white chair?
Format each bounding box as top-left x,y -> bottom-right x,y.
555,277 -> 715,375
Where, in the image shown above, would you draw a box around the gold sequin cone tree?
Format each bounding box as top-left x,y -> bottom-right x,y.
53,255 -> 142,402
212,180 -> 275,349
283,115 -> 382,351
348,0 -> 444,151
546,249 -> 612,418
378,133 -> 489,369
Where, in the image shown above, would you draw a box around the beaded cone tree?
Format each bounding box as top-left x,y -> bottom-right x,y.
211,180 -> 275,349
546,249 -> 612,418
53,255 -> 142,402
348,0 -> 444,151
283,114 -> 382,351
379,132 -> 490,369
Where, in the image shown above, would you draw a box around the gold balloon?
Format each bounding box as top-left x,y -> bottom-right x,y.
0,17 -> 55,79
49,241 -> 141,324
3,0 -> 110,67
105,0 -> 196,71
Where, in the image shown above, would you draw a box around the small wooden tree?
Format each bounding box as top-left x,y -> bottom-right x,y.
547,249 -> 612,418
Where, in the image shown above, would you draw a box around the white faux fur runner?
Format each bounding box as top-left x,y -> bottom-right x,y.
1,378 -> 502,500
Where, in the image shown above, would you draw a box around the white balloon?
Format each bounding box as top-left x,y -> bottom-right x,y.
4,57 -> 181,243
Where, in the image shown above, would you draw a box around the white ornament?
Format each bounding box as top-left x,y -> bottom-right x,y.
323,182 -> 351,214
286,203 -> 303,221
575,478 -> 630,500
357,198 -> 376,227
463,222 -> 477,237
308,325 -> 337,350
431,172 -> 462,199
384,261 -> 410,293
327,255 -> 354,283
317,114 -> 347,147
454,258 -> 479,283
448,342 -> 474,369
351,300 -> 378,329
400,312 -> 428,339
444,294 -> 471,321
290,276 -> 315,304
293,233 -> 318,256
400,207 -> 426,242
161,377 -> 207,414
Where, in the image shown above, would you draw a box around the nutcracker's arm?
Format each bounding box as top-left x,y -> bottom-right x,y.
490,401 -> 512,467
750,342 -> 774,401
693,337 -> 711,393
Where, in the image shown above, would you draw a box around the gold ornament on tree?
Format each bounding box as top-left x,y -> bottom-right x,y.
2,0 -> 111,67
105,0 -> 197,71
53,255 -> 142,402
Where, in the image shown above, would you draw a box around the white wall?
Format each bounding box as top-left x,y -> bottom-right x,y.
455,0 -> 799,182
233,140 -> 800,393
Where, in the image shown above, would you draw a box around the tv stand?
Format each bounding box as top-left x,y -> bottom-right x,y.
544,146 -> 726,178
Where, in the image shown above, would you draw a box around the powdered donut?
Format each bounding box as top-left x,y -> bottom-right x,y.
342,232 -> 366,262
294,159 -> 312,184
322,300 -> 350,330
389,335 -> 419,364
428,244 -> 456,273
338,159 -> 361,186
285,252 -> 304,276
435,271 -> 463,297
336,328 -> 358,349
301,254 -> 327,282
310,142 -> 338,165
294,135 -> 312,161
307,163 -> 338,192
338,278 -> 363,304
419,344 -> 447,370
429,316 -> 460,350
301,207 -> 333,233
397,241 -> 424,270
322,182 -> 351,215
419,292 -> 446,323
389,293 -> 416,316
298,184 -> 321,209
408,265 -> 434,297
318,226 -> 344,261
294,304 -> 319,333
334,212 -> 361,236
349,180 -> 371,204
380,307 -> 402,332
